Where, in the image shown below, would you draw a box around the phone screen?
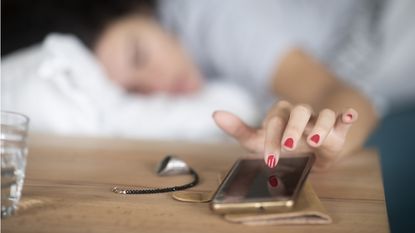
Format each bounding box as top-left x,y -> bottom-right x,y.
214,155 -> 314,204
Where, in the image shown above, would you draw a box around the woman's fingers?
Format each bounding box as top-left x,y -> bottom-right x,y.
281,105 -> 313,151
264,116 -> 286,168
307,109 -> 336,147
311,108 -> 358,170
262,101 -> 292,167
214,103 -> 358,172
334,108 -> 358,139
262,100 -> 292,127
212,110 -> 263,152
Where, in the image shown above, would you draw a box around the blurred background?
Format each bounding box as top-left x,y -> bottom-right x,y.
2,0 -> 415,232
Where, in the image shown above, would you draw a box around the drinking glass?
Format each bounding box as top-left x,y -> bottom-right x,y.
1,111 -> 29,218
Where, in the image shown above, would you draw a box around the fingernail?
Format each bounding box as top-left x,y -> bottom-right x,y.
310,134 -> 320,144
267,154 -> 277,168
346,113 -> 353,120
269,175 -> 279,187
283,138 -> 294,149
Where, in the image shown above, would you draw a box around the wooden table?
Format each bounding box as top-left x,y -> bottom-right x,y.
1,135 -> 389,233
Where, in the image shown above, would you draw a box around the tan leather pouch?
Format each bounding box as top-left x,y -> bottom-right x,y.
223,182 -> 332,225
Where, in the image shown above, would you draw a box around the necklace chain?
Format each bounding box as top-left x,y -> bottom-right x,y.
112,169 -> 199,194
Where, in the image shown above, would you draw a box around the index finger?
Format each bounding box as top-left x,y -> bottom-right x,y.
212,111 -> 264,152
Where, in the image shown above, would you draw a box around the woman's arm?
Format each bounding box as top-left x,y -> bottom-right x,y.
213,48 -> 379,170
273,49 -> 379,157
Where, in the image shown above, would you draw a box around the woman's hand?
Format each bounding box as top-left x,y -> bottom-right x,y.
213,100 -> 358,170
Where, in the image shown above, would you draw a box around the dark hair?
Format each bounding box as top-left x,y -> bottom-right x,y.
1,0 -> 156,55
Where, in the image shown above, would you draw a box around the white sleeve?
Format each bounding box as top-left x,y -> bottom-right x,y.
323,0 -> 415,115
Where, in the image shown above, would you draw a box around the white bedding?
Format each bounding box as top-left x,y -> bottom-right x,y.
1,34 -> 260,141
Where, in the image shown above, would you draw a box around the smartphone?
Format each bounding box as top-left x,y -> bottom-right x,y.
210,153 -> 315,214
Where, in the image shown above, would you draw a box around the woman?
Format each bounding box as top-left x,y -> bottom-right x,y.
4,0 -> 415,170
91,0 -> 373,170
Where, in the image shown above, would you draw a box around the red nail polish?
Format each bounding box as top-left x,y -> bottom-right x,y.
346,113 -> 353,120
267,154 -> 277,168
310,134 -> 320,144
269,175 -> 278,187
284,138 -> 294,149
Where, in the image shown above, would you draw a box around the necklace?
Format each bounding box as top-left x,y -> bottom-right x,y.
112,155 -> 199,194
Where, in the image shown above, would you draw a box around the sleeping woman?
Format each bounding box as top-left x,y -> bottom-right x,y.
3,0 -> 415,169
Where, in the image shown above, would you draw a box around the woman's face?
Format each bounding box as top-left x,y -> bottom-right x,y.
94,15 -> 202,94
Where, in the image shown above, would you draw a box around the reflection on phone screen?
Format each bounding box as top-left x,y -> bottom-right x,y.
219,157 -> 310,203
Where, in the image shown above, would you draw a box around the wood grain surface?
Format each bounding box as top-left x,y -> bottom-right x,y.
1,134 -> 389,233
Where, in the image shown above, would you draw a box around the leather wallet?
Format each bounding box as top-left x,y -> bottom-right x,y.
223,181 -> 332,225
